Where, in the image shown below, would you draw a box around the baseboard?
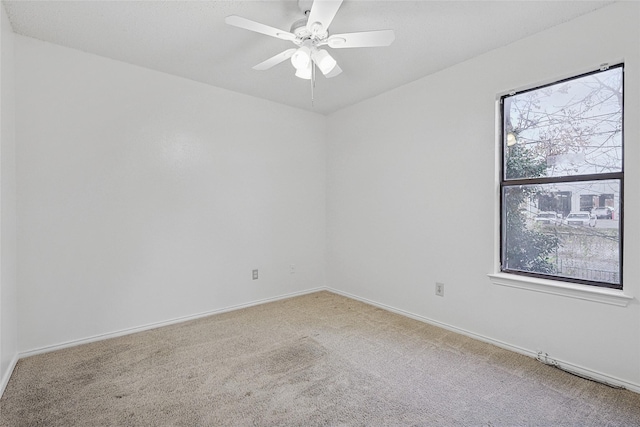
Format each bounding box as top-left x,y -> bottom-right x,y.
0,353 -> 19,398
326,287 -> 640,394
19,287 -> 326,359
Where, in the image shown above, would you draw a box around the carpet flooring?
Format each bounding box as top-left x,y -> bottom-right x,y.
2,291 -> 640,426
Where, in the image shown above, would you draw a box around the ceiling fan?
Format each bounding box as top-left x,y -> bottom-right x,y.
225,0 -> 395,81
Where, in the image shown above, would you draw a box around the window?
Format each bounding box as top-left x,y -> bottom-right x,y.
500,65 -> 623,289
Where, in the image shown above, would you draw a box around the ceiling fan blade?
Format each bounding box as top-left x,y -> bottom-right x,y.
327,30 -> 395,48
306,0 -> 343,34
324,63 -> 342,79
253,49 -> 297,71
225,15 -> 296,41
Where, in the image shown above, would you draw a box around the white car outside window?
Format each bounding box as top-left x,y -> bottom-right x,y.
565,212 -> 596,227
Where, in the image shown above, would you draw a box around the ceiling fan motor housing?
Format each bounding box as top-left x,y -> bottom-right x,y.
291,18 -> 329,43
290,18 -> 311,39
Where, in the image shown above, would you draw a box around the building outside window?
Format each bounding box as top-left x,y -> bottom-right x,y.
500,64 -> 623,289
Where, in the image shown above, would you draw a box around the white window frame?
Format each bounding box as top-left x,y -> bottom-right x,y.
488,65 -> 632,307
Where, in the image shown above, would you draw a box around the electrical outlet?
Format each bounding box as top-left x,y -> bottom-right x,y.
289,264 -> 296,274
252,269 -> 258,280
435,282 -> 444,297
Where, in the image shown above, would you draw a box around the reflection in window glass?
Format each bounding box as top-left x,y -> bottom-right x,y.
504,67 -> 622,180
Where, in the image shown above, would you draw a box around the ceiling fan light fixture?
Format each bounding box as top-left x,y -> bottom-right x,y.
312,49 -> 337,75
291,46 -> 311,70
295,61 -> 312,79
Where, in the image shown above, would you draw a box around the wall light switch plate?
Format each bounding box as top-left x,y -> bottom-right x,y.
436,282 -> 444,297
252,269 -> 258,280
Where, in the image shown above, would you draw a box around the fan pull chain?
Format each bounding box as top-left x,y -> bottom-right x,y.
310,62 -> 316,107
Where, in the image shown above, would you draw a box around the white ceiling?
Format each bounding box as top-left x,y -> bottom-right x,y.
3,0 -> 614,115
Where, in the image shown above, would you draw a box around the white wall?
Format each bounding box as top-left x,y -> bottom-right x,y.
15,36 -> 326,352
0,3 -> 17,393
327,2 -> 640,387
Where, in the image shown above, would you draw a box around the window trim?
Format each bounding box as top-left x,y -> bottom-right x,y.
487,273 -> 633,307
498,64 -> 624,290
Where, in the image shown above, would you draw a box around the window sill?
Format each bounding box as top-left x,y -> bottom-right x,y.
488,273 -> 633,307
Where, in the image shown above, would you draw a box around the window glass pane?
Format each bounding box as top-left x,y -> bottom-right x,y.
504,67 -> 622,180
502,180 -> 620,285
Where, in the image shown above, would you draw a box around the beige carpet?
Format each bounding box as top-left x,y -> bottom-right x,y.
2,291 -> 640,426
